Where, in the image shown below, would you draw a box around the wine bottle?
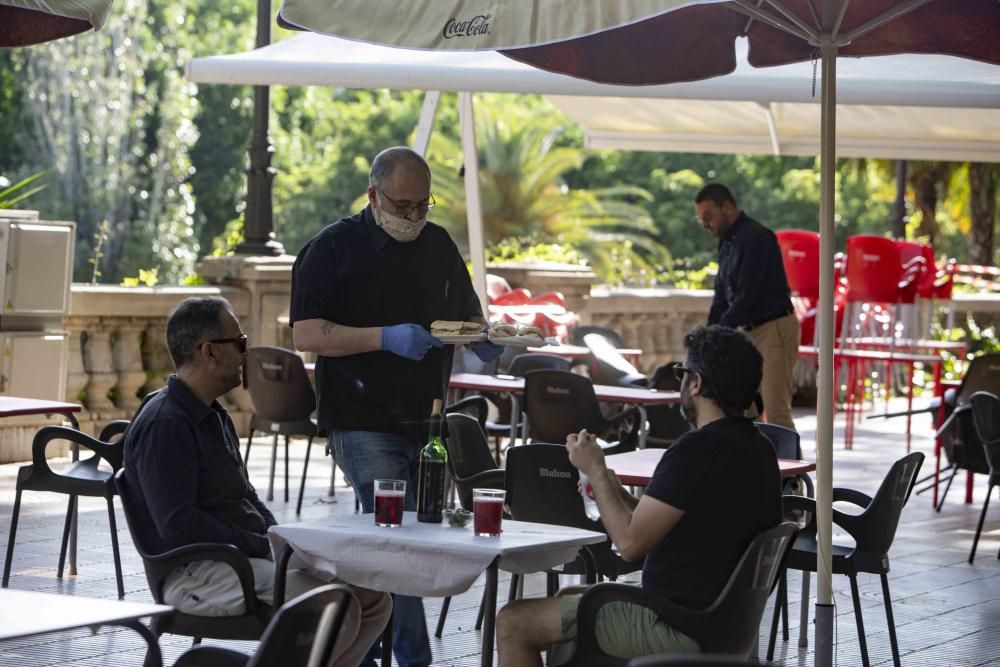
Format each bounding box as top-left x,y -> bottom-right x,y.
417,398 -> 448,523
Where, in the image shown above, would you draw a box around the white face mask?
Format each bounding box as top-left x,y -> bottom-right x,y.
375,206 -> 426,243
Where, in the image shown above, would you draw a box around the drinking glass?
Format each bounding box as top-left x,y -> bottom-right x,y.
473,488 -> 505,537
374,479 -> 406,527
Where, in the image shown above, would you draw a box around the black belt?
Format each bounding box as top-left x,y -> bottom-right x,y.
744,308 -> 794,332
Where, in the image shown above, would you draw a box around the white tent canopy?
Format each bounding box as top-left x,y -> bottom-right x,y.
187,32 -> 1000,162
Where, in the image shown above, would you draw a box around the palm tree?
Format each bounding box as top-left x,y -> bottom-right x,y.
425,100 -> 670,280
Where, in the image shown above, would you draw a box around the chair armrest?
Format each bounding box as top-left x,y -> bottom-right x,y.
454,468 -> 505,488
783,495 -> 817,533
832,487 -> 872,508
574,583 -> 707,656
446,395 -> 489,429
143,542 -> 259,614
31,425 -> 123,473
98,419 -> 131,443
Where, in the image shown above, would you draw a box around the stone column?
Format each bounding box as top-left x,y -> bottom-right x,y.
82,324 -> 118,417
112,319 -> 147,412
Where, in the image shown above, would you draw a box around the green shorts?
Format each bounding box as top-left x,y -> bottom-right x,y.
560,593 -> 699,659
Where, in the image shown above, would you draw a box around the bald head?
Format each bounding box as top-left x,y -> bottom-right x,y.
369,147 -> 432,191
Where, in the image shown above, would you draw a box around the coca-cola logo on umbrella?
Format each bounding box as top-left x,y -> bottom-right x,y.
442,14 -> 492,39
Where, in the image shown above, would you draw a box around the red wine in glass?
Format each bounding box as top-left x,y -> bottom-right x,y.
375,489 -> 405,527
473,496 -> 504,536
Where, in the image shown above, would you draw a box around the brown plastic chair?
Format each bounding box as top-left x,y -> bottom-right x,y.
172,583 -> 355,667
551,522 -> 798,666
244,346 -> 324,513
523,370 -> 639,454
3,421 -> 128,598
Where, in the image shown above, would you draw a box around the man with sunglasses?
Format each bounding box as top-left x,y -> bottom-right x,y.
496,325 -> 782,665
695,183 -> 799,431
290,146 -> 501,666
122,297 -> 391,666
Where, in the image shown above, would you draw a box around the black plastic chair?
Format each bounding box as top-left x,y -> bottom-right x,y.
111,469 -> 273,654
523,370 -> 639,455
583,333 -> 647,387
172,583 -> 354,667
505,444 -> 641,595
770,452 -> 924,667
909,353 -> 1000,501
434,413 -> 507,638
244,346 -> 325,513
443,413 -> 505,511
570,325 -> 626,349
3,422 -> 128,598
550,522 -> 798,667
628,656 -> 757,667
969,391 -> 1000,563
483,353 -> 570,458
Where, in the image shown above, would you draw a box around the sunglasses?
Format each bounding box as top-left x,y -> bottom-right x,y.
672,364 -> 699,383
203,334 -> 248,354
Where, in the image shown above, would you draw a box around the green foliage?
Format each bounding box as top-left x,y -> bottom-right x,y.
121,267 -> 160,287
931,314 -> 1000,385
89,220 -> 110,284
486,236 -> 585,266
0,170 -> 48,209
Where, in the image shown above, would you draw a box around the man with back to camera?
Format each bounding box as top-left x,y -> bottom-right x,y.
495,325 -> 783,665
695,183 -> 799,431
290,146 -> 503,666
121,297 -> 391,666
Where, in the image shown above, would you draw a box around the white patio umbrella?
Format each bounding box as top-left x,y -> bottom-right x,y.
272,2 -> 1000,664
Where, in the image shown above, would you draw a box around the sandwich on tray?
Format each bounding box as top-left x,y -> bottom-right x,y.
430,320 -> 483,336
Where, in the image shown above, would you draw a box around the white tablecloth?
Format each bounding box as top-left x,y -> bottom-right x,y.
268,512 -> 606,597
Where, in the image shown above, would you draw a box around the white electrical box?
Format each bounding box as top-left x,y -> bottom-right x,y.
0,331 -> 69,400
0,217 -> 75,316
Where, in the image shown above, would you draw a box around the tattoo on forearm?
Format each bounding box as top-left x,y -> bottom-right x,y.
320,322 -> 333,335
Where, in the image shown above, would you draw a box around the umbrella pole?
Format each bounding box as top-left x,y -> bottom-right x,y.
815,37 -> 838,667
459,92 -> 489,316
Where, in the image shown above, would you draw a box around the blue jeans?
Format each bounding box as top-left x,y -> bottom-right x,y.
331,430 -> 433,667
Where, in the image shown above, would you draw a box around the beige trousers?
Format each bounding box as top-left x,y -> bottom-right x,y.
746,313 -> 800,431
163,558 -> 392,667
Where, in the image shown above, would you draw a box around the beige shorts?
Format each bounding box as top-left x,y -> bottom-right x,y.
560,593 -> 699,659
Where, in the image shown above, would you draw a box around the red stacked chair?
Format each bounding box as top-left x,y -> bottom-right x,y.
777,230 -> 820,346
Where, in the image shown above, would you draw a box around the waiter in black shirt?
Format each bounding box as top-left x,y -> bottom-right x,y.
694,183 -> 799,431
290,146 -> 502,667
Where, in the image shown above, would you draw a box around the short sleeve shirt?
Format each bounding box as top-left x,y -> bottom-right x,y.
640,417 -> 783,609
289,206 -> 482,439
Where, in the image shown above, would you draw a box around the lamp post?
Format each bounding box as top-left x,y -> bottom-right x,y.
235,0 -> 284,256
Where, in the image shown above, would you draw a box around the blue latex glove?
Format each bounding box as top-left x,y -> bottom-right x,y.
381,323 -> 443,360
470,323 -> 504,363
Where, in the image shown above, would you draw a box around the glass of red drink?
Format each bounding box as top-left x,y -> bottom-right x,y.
473,488 -> 505,537
374,479 -> 406,527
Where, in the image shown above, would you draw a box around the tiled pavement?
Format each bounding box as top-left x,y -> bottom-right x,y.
1,400 -> 999,666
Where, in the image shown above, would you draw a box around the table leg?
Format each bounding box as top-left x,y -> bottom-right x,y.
113,619 -> 162,667
382,607 -> 393,666
906,362 -> 914,453
637,406 -> 648,449
966,471 -> 974,504
69,435 -> 79,577
509,396 -> 520,446
481,559 -> 499,667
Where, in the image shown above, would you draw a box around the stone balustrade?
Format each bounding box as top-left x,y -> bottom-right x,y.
1,256 -> 996,464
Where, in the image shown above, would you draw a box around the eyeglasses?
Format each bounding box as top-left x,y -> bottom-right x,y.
672,364 -> 699,383
378,190 -> 436,218
203,334 -> 248,354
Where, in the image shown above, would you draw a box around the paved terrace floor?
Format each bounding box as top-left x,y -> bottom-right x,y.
1,400 -> 999,666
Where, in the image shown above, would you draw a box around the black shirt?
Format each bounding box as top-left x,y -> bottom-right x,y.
122,376 -> 276,559
708,212 -> 793,329
641,416 -> 783,609
289,206 -> 482,439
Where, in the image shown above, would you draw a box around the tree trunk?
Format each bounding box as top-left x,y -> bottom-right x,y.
910,163 -> 949,243
968,162 -> 998,266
